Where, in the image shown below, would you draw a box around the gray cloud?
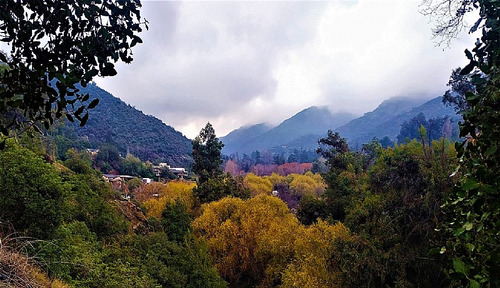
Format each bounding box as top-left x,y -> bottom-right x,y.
95,0 -> 477,138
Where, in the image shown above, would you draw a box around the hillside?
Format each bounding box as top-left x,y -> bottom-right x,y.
222,106 -> 355,155
63,83 -> 192,166
221,123 -> 273,155
337,96 -> 459,147
334,96 -> 428,143
221,96 -> 460,155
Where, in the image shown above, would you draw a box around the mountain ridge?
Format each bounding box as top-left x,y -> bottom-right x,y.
221,106 -> 356,155
221,96 -> 459,155
63,83 -> 193,167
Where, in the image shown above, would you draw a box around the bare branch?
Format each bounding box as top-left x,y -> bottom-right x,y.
419,0 -> 481,46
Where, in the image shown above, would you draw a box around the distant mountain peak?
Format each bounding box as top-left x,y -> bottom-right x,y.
222,106 -> 356,155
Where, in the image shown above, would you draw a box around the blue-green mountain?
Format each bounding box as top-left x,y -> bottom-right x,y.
221,96 -> 459,155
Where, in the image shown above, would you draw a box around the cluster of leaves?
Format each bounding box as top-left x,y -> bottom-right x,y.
141,181 -> 196,219
242,172 -> 326,210
0,120 -> 470,288
296,131 -> 459,286
397,112 -> 459,144
0,0 -> 146,138
192,123 -> 250,204
431,1 -> 500,286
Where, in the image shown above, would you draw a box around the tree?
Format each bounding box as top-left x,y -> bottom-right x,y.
423,1 -> 500,286
397,113 -> 450,145
192,123 -> 241,203
443,67 -> 476,112
244,173 -> 273,197
316,130 -> 349,171
191,195 -> 301,287
96,143 -> 121,171
223,159 -> 239,176
0,0 -> 146,139
316,131 -> 353,221
192,123 -> 224,184
0,140 -> 65,238
161,199 -> 192,242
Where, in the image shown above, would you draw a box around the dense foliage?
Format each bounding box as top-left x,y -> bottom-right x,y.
432,1 -> 500,286
61,84 -> 193,167
0,0 -> 145,137
0,142 -> 227,287
192,123 -> 250,203
0,140 -> 65,238
0,129 -> 471,287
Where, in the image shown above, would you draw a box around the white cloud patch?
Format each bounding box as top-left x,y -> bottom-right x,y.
95,0 -> 477,138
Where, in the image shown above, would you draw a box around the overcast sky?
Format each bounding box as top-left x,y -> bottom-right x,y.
94,0 -> 477,139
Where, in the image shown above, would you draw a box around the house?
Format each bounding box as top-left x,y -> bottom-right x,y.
103,174 -> 135,190
152,163 -> 188,178
86,148 -> 99,156
170,167 -> 187,177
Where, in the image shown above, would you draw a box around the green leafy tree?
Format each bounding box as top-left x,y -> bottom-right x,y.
397,113 -> 450,145
340,140 -> 457,287
423,1 -> 500,286
161,199 -> 192,242
0,0 -> 146,138
443,67 -> 476,112
192,122 -> 224,184
96,143 -> 121,171
316,130 -> 350,171
192,123 -> 241,203
120,154 -> 153,177
296,195 -> 328,225
316,131 -> 355,221
0,140 -> 65,238
63,148 -> 95,175
194,173 -> 250,203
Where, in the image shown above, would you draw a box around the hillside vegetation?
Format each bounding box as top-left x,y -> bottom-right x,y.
61,83 -> 193,167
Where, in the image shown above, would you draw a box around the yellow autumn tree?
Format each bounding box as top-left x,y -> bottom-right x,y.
280,220 -> 351,288
142,181 -> 196,218
265,172 -> 287,187
191,195 -> 298,287
244,173 -> 274,197
288,172 -> 327,198
192,195 -> 352,287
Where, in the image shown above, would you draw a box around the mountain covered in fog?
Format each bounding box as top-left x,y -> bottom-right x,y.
221,96 -> 459,155
221,106 -> 355,155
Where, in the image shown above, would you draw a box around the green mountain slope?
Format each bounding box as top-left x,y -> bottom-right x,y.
64,83 -> 192,167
